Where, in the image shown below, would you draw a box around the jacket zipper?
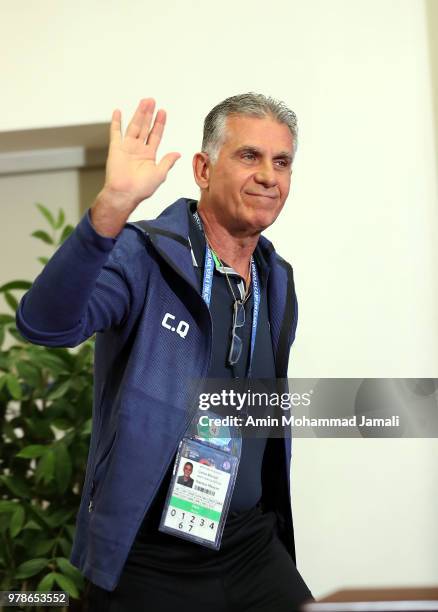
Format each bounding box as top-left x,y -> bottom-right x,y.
88,484 -> 94,512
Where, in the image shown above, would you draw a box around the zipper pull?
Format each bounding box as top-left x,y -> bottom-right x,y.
88,481 -> 95,512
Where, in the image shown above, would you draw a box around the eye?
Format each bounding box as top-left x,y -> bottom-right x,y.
274,159 -> 290,168
241,152 -> 257,161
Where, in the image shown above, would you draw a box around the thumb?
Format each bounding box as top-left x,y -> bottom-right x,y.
158,152 -> 181,178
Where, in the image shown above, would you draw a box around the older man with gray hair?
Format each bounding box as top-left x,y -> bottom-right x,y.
17,93 -> 313,611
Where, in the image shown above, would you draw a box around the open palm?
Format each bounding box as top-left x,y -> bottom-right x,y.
105,98 -> 180,204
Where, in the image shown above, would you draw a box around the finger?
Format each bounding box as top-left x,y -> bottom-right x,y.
158,152 -> 181,178
125,98 -> 155,139
141,108 -> 166,148
109,109 -> 122,146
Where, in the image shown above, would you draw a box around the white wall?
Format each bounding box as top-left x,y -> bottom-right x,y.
1,0 -> 437,599
0,168 -> 104,315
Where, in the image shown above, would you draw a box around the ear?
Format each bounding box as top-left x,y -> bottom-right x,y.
192,152 -> 211,190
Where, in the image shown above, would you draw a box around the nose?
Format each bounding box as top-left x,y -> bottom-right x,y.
254,162 -> 277,188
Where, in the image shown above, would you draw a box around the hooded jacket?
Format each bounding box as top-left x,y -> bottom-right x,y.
16,198 -> 298,591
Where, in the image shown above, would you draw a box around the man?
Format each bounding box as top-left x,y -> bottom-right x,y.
177,462 -> 194,487
16,93 -> 313,610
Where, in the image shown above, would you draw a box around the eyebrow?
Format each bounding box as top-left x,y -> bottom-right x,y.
235,145 -> 293,162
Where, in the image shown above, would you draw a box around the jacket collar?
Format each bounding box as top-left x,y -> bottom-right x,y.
130,197 -> 277,290
129,198 -> 294,378
130,198 -> 198,290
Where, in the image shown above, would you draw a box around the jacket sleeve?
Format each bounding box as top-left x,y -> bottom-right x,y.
15,210 -> 133,348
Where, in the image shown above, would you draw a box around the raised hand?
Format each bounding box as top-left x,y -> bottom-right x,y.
91,98 -> 180,237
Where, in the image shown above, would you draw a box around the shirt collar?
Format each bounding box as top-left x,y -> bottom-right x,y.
187,200 -> 270,286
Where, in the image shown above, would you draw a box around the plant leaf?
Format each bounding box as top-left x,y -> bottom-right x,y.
7,327 -> 25,343
59,225 -> 74,244
53,572 -> 79,598
31,230 -> 54,245
55,209 -> 65,229
64,524 -> 76,540
16,361 -> 41,387
23,416 -> 54,439
0,501 -> 17,513
23,520 -> 43,531
16,445 -> 48,459
51,418 -> 72,431
36,571 -> 56,592
10,505 -> 25,537
46,380 -> 71,401
6,374 -> 22,399
26,504 -> 51,529
0,314 -> 15,324
0,475 -> 31,498
4,291 -> 18,312
37,353 -> 68,374
46,508 -> 75,528
15,557 -> 49,579
54,444 -> 72,494
32,538 -> 57,556
36,203 -> 56,229
0,280 -> 32,292
35,450 -> 55,484
81,419 -> 92,435
58,537 -> 71,557
55,557 -> 84,588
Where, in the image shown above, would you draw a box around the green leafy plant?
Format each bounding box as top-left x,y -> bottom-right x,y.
0,204 -> 92,611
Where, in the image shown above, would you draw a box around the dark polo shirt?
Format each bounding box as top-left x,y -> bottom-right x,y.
187,200 -> 275,379
186,200 -> 276,511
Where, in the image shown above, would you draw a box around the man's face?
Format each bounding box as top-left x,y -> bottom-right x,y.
183,464 -> 193,478
204,115 -> 294,235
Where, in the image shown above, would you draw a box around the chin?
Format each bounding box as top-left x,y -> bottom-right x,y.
249,210 -> 281,233
241,199 -> 284,231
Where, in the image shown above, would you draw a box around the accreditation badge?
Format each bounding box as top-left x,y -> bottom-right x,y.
159,410 -> 242,549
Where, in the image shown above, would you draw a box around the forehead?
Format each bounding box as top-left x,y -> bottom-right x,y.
222,114 -> 293,154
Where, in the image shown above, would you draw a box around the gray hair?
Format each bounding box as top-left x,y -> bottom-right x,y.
202,92 -> 298,163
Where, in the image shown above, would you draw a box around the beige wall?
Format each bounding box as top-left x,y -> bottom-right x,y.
425,0 -> 438,181
1,0 -> 437,598
0,167 -> 104,314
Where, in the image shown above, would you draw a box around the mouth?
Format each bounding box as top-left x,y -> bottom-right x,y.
245,192 -> 278,200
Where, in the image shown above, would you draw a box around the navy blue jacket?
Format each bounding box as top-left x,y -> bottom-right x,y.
16,198 -> 298,591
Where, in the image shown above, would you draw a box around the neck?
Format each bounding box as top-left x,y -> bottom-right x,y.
197,203 -> 259,285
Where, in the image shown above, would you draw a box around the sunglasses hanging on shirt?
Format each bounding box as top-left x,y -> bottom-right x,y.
204,238 -> 251,368
192,209 -> 260,379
